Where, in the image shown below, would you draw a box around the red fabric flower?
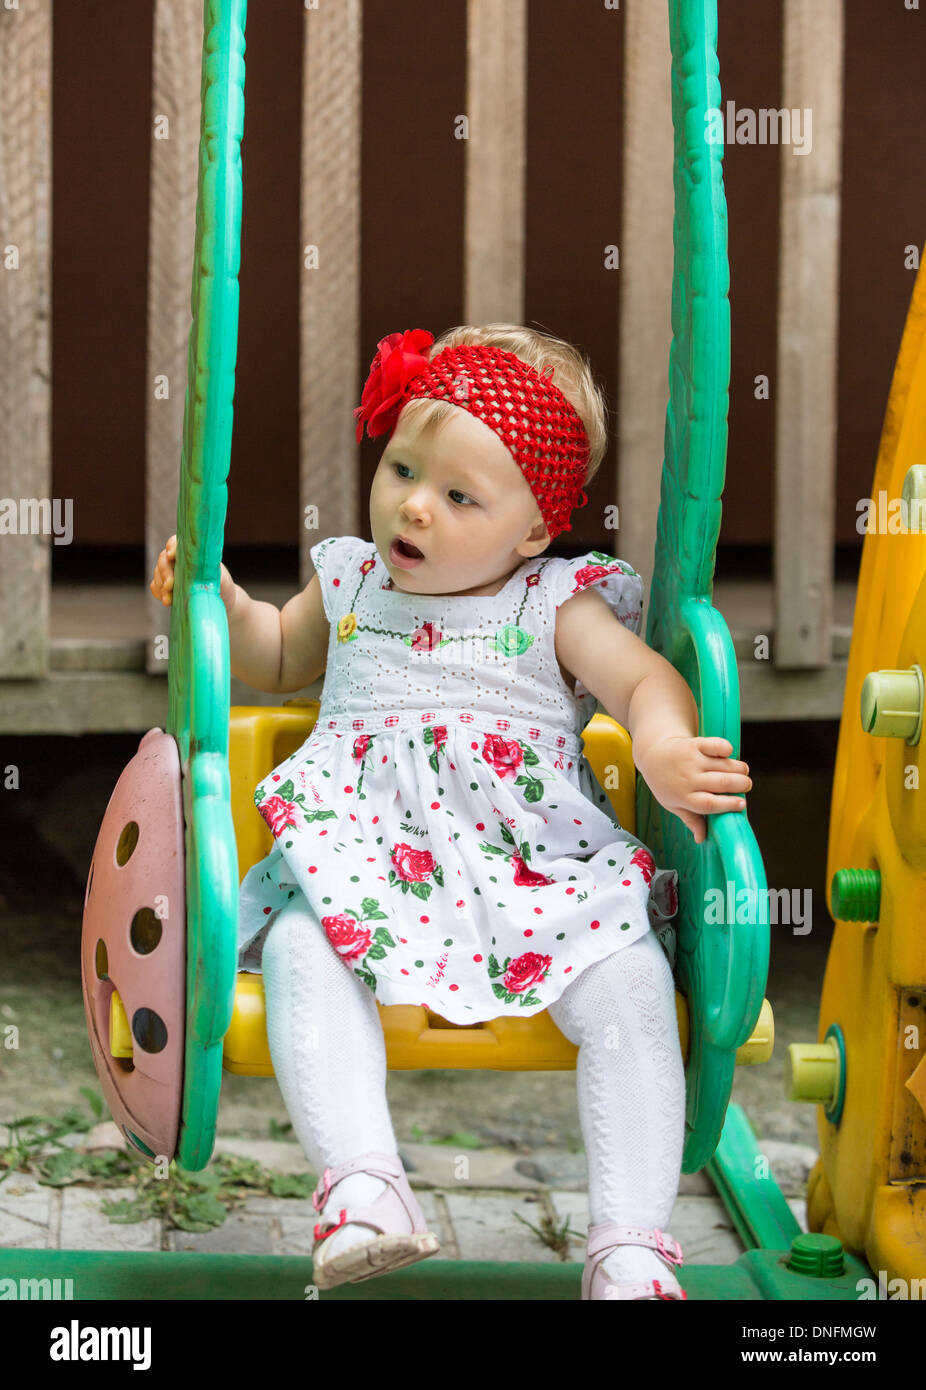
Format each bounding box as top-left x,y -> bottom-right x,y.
258,794 -> 300,837
571,562 -> 624,594
354,329 -> 435,443
482,734 -> 524,780
511,852 -> 554,888
631,847 -> 656,888
391,843 -> 436,883
503,951 -> 553,994
410,621 -> 444,652
322,913 -> 373,962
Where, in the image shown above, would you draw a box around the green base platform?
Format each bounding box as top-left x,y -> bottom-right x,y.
2,1247 -> 872,1301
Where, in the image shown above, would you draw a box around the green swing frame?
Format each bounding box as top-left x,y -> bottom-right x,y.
4,0 -> 875,1300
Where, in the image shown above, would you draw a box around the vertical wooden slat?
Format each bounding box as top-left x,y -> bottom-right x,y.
465,0 -> 526,325
0,1 -> 51,677
774,0 -> 843,668
146,0 -> 202,674
617,0 -> 674,580
300,0 -> 363,586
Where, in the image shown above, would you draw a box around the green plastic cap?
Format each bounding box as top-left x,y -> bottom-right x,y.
788,1233 -> 845,1278
830,867 -> 881,923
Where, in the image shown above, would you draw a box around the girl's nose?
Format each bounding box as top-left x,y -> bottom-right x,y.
402,497 -> 430,522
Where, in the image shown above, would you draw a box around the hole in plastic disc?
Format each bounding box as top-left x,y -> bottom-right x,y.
130,908 -> 163,955
132,1008 -> 167,1054
116,822 -> 139,866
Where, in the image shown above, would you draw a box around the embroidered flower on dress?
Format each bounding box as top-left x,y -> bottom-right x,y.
405,621 -> 449,653
338,613 -> 359,643
491,625 -> 534,657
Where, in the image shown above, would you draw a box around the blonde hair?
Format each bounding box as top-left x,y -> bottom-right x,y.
396,323 -> 609,507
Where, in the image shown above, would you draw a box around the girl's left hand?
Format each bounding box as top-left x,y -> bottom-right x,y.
633,735 -> 751,845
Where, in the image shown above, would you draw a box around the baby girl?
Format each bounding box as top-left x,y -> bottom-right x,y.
151,322 -> 751,1299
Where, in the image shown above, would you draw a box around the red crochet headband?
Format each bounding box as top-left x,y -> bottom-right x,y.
353,329 -> 591,539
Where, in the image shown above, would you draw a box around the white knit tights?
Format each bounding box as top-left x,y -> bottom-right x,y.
261,896 -> 686,1288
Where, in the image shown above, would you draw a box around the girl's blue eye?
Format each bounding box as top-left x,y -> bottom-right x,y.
392,462 -> 473,506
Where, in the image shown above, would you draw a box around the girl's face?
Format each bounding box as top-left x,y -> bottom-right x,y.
370,407 -> 551,597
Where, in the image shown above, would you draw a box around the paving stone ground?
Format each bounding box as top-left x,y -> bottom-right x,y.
0,1127 -> 813,1268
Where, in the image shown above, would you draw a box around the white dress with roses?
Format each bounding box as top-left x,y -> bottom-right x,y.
236,535 -> 679,1025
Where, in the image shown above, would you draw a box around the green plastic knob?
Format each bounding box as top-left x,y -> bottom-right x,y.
901,465 -> 926,532
787,1233 -> 845,1278
860,665 -> 923,743
830,867 -> 881,922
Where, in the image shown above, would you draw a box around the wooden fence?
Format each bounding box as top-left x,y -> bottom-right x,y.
0,0 -> 851,730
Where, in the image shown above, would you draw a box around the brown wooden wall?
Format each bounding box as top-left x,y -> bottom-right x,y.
52,0 -> 926,550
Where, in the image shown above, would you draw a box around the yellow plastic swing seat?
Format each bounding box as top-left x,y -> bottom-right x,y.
221,704 -> 774,1075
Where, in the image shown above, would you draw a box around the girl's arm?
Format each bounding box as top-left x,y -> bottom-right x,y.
150,537 -> 328,694
225,571 -> 329,694
555,586 -> 750,841
554,585 -> 684,740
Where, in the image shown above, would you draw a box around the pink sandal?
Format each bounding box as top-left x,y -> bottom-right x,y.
310,1151 -> 441,1290
582,1222 -> 688,1301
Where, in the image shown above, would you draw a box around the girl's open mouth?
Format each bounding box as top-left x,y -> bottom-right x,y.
390,536 -> 425,568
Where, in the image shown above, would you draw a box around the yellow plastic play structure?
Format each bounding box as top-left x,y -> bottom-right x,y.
787,252 -> 926,1285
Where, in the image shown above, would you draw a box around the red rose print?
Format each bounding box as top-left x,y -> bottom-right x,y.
665,877 -> 679,917
482,734 -> 524,780
432,726 -> 448,750
410,621 -> 443,652
631,847 -> 656,887
322,913 -> 373,962
258,794 -> 300,837
572,562 -> 624,593
391,843 -> 436,883
511,852 -> 554,887
353,734 -> 372,762
503,951 -> 553,994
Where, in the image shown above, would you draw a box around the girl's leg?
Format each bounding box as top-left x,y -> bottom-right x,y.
261,895 -> 400,1260
547,930 -> 686,1288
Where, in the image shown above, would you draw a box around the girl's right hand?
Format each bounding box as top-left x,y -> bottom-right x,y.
150,535 -> 177,606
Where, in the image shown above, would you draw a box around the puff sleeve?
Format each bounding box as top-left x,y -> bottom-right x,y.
308,535 -> 371,624
545,549 -> 645,710
548,549 -> 644,636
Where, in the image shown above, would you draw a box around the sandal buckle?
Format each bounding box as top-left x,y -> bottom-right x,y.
313,1207 -> 348,1243
653,1227 -> 683,1265
312,1166 -> 333,1213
